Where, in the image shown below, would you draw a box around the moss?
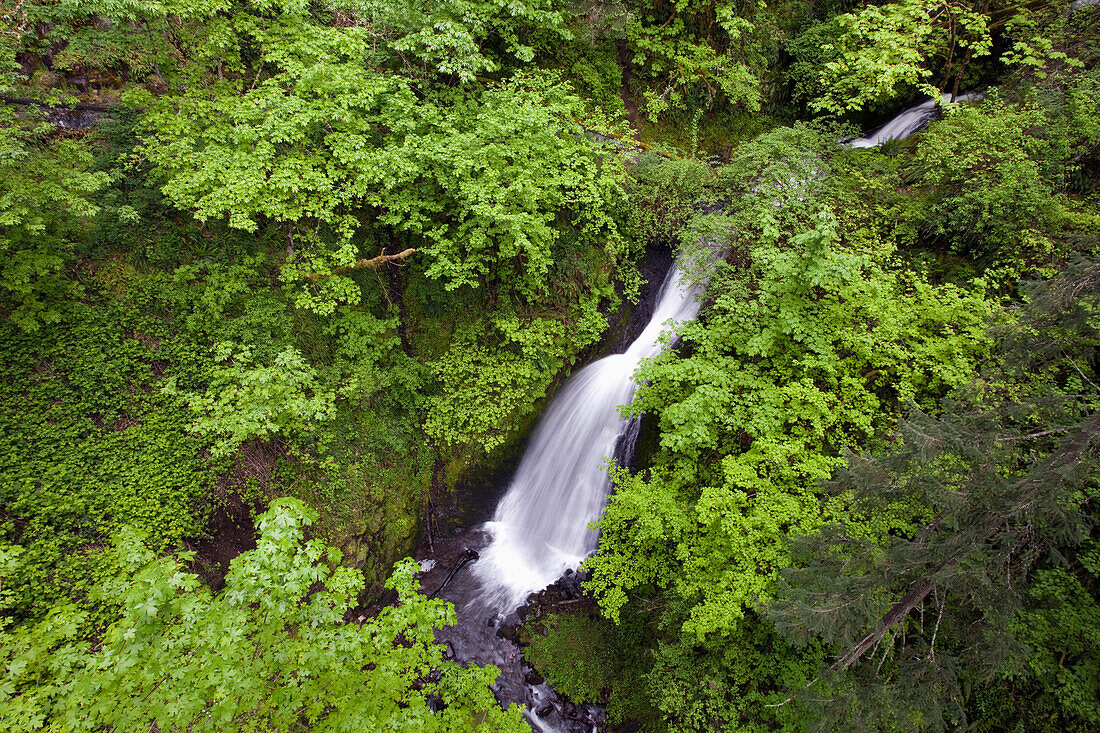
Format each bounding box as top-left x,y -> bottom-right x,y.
289,455 -> 426,600
636,108 -> 773,159
522,610 -> 663,729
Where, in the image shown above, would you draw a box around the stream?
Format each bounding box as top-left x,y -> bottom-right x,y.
847,92 -> 981,148
415,261 -> 704,731
413,91 -> 982,732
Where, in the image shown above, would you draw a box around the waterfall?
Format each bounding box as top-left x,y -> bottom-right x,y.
472,261 -> 705,611
848,92 -> 981,148
466,90 -> 975,615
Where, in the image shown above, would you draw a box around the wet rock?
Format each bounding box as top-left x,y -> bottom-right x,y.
557,573 -> 582,598
578,703 -> 605,726
412,528 -> 612,733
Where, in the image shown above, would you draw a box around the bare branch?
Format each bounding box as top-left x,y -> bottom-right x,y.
995,427 -> 1073,443
1062,349 -> 1100,394
929,588 -> 945,660
307,249 -> 416,281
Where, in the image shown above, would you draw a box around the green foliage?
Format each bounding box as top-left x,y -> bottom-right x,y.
524,608 -> 660,726
809,0 -> 991,114
541,32 -> 626,118
1000,2 -> 1090,80
166,345 -> 336,458
1012,564 -> 1100,730
378,0 -> 568,80
587,124 -> 990,641
300,452 -> 428,591
582,468 -> 683,625
0,287 -> 215,622
148,65 -> 626,306
644,612 -> 818,733
99,0 -> 629,310
525,612 -> 622,704
325,307 -> 417,403
6,0 -> 629,315
766,258 -> 1100,731
911,94 -> 1066,266
620,0 -> 799,121
786,17 -> 848,109
369,74 -> 628,300
0,111 -> 108,329
0,499 -> 527,732
623,154 -> 714,247
2,2 -> 1098,731
425,311 -> 596,454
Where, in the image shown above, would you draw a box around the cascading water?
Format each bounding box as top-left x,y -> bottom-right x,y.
460,92 -> 982,618
472,261 -> 705,611
848,92 -> 981,148
416,99 -> 969,732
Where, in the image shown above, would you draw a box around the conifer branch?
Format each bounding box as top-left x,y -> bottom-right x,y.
1061,350 -> 1100,394
831,575 -> 941,671
995,427 -> 1073,442
830,411 -> 1100,674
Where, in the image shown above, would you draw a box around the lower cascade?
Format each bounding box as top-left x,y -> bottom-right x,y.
422,97 -> 985,731
471,92 -> 980,615
472,259 -> 705,612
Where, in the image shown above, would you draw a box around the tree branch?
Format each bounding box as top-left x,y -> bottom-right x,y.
0,94 -> 120,112
995,426 -> 1073,442
831,576 -> 939,671
306,249 -> 415,281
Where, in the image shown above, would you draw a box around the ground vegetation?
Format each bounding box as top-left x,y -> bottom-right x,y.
0,0 -> 1097,729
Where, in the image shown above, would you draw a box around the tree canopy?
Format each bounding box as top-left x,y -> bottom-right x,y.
0,499 -> 526,732
0,0 -> 1097,729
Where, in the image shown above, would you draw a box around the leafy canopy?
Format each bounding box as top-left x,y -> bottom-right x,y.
0,499 -> 527,732
586,127 -> 990,639
809,0 -> 992,113
0,108 -> 108,330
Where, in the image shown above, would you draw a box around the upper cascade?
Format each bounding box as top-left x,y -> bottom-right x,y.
848,92 -> 982,148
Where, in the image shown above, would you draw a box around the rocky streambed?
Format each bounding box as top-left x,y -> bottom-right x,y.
415,526 -> 606,732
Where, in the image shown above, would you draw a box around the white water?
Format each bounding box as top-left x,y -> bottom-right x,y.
848,92 -> 981,148
469,92 -> 969,614
472,262 -> 705,611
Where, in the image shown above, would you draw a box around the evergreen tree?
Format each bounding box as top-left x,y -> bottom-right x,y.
767,258 -> 1100,731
